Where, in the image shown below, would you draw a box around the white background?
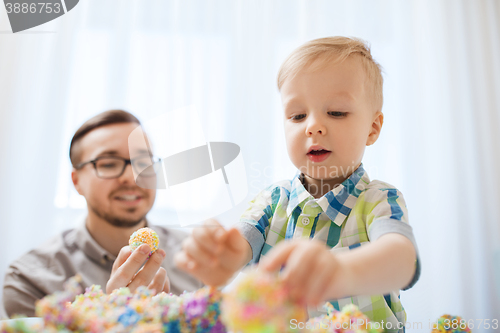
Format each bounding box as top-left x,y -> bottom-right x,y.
0,0 -> 499,331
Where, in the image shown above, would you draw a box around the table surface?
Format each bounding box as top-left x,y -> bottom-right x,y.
0,317 -> 43,328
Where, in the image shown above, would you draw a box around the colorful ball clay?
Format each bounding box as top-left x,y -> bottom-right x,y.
221,268 -> 308,333
431,314 -> 472,333
34,275 -> 227,333
129,227 -> 159,257
222,267 -> 385,333
306,303 -> 384,333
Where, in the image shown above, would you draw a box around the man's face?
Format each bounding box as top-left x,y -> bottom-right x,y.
281,56 -> 382,184
72,123 -> 156,228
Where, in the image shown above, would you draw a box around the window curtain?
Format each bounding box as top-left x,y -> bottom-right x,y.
0,0 -> 499,325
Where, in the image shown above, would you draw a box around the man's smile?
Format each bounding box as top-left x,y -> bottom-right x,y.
112,191 -> 146,206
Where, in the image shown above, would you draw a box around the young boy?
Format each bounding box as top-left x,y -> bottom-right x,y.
175,37 -> 420,332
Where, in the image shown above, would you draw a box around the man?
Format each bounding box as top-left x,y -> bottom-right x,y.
2,110 -> 201,318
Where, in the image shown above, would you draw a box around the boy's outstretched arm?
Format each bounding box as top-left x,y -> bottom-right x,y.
174,219 -> 252,287
260,233 -> 416,306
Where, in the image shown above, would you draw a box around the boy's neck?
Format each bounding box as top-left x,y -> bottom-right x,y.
301,163 -> 360,199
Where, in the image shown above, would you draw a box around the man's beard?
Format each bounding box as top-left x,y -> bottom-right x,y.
89,203 -> 146,228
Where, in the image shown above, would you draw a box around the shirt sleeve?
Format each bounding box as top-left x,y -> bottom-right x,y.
2,263 -> 46,318
2,234 -> 78,319
365,187 -> 421,290
236,185 -> 281,265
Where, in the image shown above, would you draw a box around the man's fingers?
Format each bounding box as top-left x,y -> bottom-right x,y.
162,271 -> 170,294
111,246 -> 132,275
127,250 -> 165,292
259,241 -> 296,272
147,267 -> 168,295
107,244 -> 151,293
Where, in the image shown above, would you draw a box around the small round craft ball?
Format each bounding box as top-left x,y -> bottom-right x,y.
129,227 -> 159,256
222,268 -> 307,333
431,315 -> 472,333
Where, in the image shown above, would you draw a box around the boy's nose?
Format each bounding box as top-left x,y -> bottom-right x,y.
308,128 -> 323,135
305,119 -> 326,136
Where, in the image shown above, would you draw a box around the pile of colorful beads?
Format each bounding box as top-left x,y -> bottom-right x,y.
431,315 -> 472,333
222,268 -> 308,332
306,303 -> 384,333
0,319 -> 42,333
33,275 -> 226,333
129,227 -> 159,257
222,268 -> 387,333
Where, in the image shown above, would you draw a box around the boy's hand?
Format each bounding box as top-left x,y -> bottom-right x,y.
260,239 -> 349,306
174,219 -> 252,287
106,244 -> 170,295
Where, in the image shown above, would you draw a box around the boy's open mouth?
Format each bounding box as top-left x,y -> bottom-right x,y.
307,149 -> 330,155
306,148 -> 332,163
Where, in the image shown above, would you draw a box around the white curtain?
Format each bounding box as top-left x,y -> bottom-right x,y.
0,0 -> 499,328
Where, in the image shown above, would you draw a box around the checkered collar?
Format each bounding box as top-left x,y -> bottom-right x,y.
286,164 -> 370,226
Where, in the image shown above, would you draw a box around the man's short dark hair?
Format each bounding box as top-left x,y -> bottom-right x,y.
69,110 -> 141,167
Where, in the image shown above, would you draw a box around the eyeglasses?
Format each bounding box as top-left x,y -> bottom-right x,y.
75,155 -> 159,179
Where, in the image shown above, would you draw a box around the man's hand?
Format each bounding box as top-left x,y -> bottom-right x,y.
174,219 -> 252,287
260,239 -> 349,306
106,244 -> 170,295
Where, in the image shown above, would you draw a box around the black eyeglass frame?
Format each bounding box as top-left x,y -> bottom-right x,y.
74,155 -> 159,179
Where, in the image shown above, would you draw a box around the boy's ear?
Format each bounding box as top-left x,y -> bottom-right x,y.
71,169 -> 84,195
366,111 -> 384,146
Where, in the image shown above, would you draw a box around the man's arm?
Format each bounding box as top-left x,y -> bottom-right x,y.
3,265 -> 46,318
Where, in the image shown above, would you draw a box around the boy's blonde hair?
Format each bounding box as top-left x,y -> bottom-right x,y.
277,36 -> 384,111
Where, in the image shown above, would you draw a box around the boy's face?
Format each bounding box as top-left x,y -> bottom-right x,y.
281,56 -> 383,187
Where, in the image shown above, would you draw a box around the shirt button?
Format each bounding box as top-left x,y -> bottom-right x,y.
302,217 -> 310,226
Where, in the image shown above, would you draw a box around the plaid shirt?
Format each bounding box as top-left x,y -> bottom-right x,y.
237,164 -> 420,333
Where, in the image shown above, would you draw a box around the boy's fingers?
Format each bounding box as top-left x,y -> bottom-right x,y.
259,241 -> 296,272
202,219 -> 228,250
173,252 -> 187,270
201,218 -> 223,231
281,246 -> 313,286
307,261 -> 331,306
182,237 -> 217,266
292,262 -> 318,303
192,224 -> 224,255
225,228 -> 245,252
111,246 -> 133,275
174,251 -> 197,272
